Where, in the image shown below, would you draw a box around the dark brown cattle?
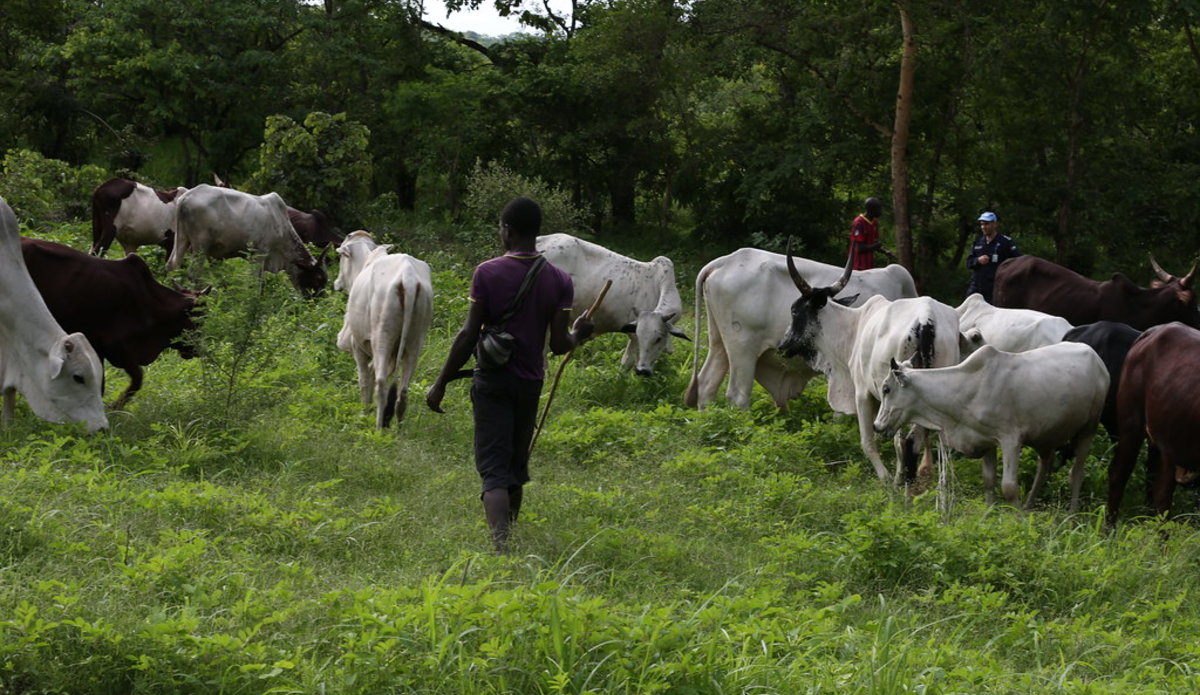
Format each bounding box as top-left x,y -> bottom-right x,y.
287,208 -> 342,248
21,238 -> 201,409
993,256 -> 1198,331
90,178 -> 187,257
1106,322 -> 1200,527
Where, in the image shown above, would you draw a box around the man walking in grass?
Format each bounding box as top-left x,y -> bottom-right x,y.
426,197 -> 593,552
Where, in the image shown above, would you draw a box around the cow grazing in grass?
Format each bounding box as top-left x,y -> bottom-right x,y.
0,198 -> 107,432
684,248 -> 917,411
336,231 -> 434,429
22,238 -> 201,409
168,184 -> 328,297
537,233 -> 688,376
90,178 -> 187,257
777,251 -> 958,483
994,255 -> 1198,330
287,207 -> 343,248
874,343 -> 1108,511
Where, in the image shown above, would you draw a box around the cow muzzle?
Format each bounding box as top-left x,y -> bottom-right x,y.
635,367 -> 653,378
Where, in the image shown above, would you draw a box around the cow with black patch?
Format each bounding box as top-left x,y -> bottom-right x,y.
90,177 -> 188,257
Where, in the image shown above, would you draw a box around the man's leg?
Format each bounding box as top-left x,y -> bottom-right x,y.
482,487 -> 513,552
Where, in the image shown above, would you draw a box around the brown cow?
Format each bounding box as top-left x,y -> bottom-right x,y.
994,256 -> 1198,331
287,208 -> 343,248
1106,322 -> 1200,527
22,238 -> 202,409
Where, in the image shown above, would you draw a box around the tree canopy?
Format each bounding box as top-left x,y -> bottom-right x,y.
2,0 -> 1198,290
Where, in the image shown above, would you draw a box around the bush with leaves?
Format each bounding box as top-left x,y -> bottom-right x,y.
251,112 -> 372,230
462,159 -> 588,243
0,149 -> 106,225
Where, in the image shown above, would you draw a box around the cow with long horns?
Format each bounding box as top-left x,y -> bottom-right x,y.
777,248 -> 960,483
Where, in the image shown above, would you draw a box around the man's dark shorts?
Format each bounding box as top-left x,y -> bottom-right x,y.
471,369 -> 544,494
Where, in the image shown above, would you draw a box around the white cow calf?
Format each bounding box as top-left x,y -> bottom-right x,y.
956,293 -> 1072,355
537,233 -> 688,376
0,197 -> 107,432
336,233 -> 433,429
873,343 -> 1108,511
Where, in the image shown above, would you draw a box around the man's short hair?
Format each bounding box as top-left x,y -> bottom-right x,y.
501,197 -> 543,238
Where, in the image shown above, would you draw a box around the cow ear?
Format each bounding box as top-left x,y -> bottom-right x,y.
317,245 -> 332,267
667,324 -> 692,341
834,293 -> 859,307
619,322 -> 637,334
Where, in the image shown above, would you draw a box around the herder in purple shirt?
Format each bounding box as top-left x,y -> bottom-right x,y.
427,197 -> 594,553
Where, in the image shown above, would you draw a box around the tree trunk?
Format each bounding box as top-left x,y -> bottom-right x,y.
1054,34 -> 1093,265
891,2 -> 917,273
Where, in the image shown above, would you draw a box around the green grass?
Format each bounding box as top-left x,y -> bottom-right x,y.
2,224 -> 1199,693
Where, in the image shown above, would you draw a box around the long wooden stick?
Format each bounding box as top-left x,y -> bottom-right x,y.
529,279 -> 612,455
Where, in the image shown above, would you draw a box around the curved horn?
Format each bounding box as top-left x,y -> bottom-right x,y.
785,239 -> 812,295
830,250 -> 854,294
1182,259 -> 1198,289
1150,254 -> 1173,283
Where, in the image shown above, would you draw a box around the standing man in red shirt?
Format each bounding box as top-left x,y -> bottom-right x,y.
848,197 -> 895,270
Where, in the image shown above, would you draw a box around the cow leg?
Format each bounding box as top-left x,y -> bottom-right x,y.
110,366 -> 143,411
1064,431 -> 1097,514
855,394 -> 889,482
374,341 -> 400,430
981,448 -> 998,505
2,388 -> 13,426
1024,447 -> 1054,510
1108,429 -> 1146,527
999,439 -> 1023,508
724,353 -> 759,411
352,344 -> 373,406
1150,449 -> 1179,519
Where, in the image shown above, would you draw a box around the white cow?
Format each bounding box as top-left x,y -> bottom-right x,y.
684,248 -> 917,411
168,184 -> 328,296
0,198 -> 107,432
873,343 -> 1108,511
336,232 -> 433,429
537,233 -> 688,375
956,293 -> 1072,355
90,178 -> 188,257
777,253 -> 959,482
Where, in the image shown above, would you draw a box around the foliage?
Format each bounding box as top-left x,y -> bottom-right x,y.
251,112 -> 373,229
0,149 -> 106,226
461,158 -> 589,245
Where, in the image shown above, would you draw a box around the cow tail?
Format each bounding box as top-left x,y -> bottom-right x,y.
911,320 -> 936,369
684,263 -> 709,407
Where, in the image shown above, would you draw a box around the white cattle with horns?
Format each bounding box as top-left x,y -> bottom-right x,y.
684,248 -> 917,411
955,293 -> 1073,355
536,233 -> 688,376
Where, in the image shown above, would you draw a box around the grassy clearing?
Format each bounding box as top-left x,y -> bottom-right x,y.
2,224 -> 1199,693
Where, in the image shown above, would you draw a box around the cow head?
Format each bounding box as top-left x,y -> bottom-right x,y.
1144,254 -> 1199,327
618,310 -> 691,377
25,333 -> 108,432
777,242 -> 857,361
294,252 -> 329,298
873,358 -> 914,436
170,285 -> 210,360
333,231 -> 383,293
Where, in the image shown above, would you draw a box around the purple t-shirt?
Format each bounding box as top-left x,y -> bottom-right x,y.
470,252 -> 574,381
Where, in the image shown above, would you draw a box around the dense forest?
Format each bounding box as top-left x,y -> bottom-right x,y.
3,0 -> 1199,293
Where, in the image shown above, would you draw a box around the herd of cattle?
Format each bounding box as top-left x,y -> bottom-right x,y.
2,179 -> 1199,529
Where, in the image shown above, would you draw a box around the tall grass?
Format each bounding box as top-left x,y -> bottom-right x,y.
1,223 -> 1198,693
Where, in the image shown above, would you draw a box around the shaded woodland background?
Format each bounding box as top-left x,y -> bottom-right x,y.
3,0 -> 1199,294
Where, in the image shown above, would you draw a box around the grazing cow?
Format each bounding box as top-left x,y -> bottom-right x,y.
0,198 -> 107,431
537,233 -> 689,376
777,252 -> 959,482
333,230 -> 379,293
22,238 -> 201,409
168,184 -> 328,296
90,178 -> 187,257
684,248 -> 917,411
336,233 -> 433,429
287,207 -> 343,248
1107,322 -> 1200,526
994,255 -> 1198,330
873,343 -> 1108,511
956,293 -> 1072,355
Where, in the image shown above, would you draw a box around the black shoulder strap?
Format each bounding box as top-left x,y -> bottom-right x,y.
496,254 -> 547,327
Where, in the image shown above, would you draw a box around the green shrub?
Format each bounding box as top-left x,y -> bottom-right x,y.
0,149 -> 106,225
462,159 -> 588,243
